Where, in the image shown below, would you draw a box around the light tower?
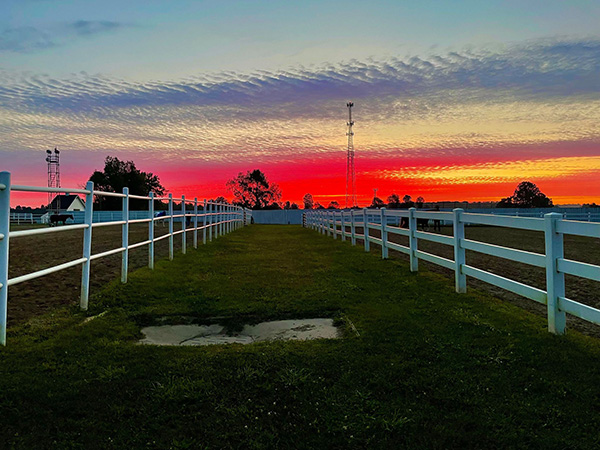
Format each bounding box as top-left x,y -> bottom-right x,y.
345,101 -> 357,208
45,148 -> 60,211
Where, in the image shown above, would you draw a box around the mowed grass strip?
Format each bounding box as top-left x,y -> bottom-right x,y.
1,225 -> 600,449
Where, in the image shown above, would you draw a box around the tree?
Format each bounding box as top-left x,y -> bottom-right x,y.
402,194 -> 412,204
314,202 -> 325,209
370,197 -> 385,208
89,156 -> 165,210
497,181 -> 553,208
387,194 -> 401,209
290,203 -> 299,209
303,193 -> 314,210
226,169 -> 282,210
215,196 -> 229,204
327,201 -> 340,209
416,196 -> 425,208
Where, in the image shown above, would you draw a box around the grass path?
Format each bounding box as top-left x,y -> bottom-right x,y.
1,225 -> 600,449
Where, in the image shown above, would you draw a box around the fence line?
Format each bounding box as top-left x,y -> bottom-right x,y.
0,171 -> 253,345
305,207 -> 600,335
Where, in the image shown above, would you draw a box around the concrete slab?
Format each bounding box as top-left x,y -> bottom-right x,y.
139,318 -> 339,346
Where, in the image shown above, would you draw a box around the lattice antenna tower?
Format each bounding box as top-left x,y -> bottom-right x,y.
345,101 -> 357,208
45,148 -> 60,211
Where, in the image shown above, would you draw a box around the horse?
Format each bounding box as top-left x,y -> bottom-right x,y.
49,214 -> 74,226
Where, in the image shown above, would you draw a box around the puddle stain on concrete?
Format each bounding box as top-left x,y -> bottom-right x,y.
139,318 -> 340,346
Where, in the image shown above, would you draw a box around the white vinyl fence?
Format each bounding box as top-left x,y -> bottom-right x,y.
306,207 -> 600,335
0,171 -> 252,345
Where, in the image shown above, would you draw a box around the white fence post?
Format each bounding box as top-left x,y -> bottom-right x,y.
363,208 -> 370,252
341,212 -> 346,241
149,192 -> 155,269
80,181 -> 94,310
0,172 -> 11,345
193,198 -> 198,249
333,212 -> 337,239
168,193 -> 174,260
208,202 -> 213,241
181,196 -> 186,254
203,199 -> 207,244
381,208 -> 388,259
409,207 -> 418,272
544,212 -> 566,334
453,208 -> 466,293
121,187 -> 129,283
350,210 -> 356,245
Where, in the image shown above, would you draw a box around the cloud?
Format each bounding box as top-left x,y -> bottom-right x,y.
0,38 -> 598,168
0,21 -> 128,53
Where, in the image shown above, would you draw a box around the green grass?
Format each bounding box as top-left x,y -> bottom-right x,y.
1,225 -> 600,449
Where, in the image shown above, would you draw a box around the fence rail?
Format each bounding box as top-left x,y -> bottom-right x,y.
306,207 -> 600,336
0,171 -> 252,345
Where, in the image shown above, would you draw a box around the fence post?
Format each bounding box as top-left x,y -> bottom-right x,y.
333,212 -> 337,239
149,192 -> 155,269
168,193 -> 174,260
181,196 -> 186,254
453,208 -> 466,293
544,212 -> 566,334
409,207 -> 418,272
193,198 -> 198,249
121,187 -> 129,283
340,212 -> 346,241
202,199 -> 207,244
80,181 -> 94,309
363,208 -> 370,252
381,208 -> 388,259
350,210 -> 356,245
208,202 -> 213,241
0,172 -> 11,345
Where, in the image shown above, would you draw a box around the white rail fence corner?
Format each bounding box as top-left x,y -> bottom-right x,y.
0,171 -> 253,345
306,207 -> 600,336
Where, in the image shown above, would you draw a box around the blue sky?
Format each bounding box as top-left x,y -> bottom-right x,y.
2,0 -> 600,79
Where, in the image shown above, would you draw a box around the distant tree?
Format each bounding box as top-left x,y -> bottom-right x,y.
497,181 -> 553,208
314,202 -> 325,209
327,201 -> 340,210
583,203 -> 599,208
283,201 -> 292,210
387,194 -> 401,209
89,156 -> 165,210
303,193 -> 314,210
215,196 -> 229,204
416,196 -> 425,208
402,194 -> 412,204
263,202 -> 282,210
370,197 -> 385,208
290,203 -> 299,209
226,169 -> 282,210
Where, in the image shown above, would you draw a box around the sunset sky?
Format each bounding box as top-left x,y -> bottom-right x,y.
1,0 -> 599,207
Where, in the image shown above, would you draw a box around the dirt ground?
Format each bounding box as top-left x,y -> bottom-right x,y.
7,221 -> 199,324
350,224 -> 600,336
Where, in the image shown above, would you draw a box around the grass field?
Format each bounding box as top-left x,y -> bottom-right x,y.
1,225 -> 600,448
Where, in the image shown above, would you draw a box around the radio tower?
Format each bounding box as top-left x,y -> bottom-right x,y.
345,101 -> 357,208
45,148 -> 60,211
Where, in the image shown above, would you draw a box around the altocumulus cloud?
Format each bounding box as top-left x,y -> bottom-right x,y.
0,38 -> 599,165
0,20 -> 129,53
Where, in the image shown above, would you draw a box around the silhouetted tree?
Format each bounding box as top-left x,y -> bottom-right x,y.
215,196 -> 229,204
583,203 -> 599,208
89,156 -> 165,210
387,194 -> 401,209
497,181 -> 553,208
314,202 -> 325,209
416,196 -> 425,208
402,194 -> 412,204
290,203 -> 299,209
303,193 -> 314,210
327,201 -> 340,210
370,197 -> 385,208
226,169 -> 282,210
